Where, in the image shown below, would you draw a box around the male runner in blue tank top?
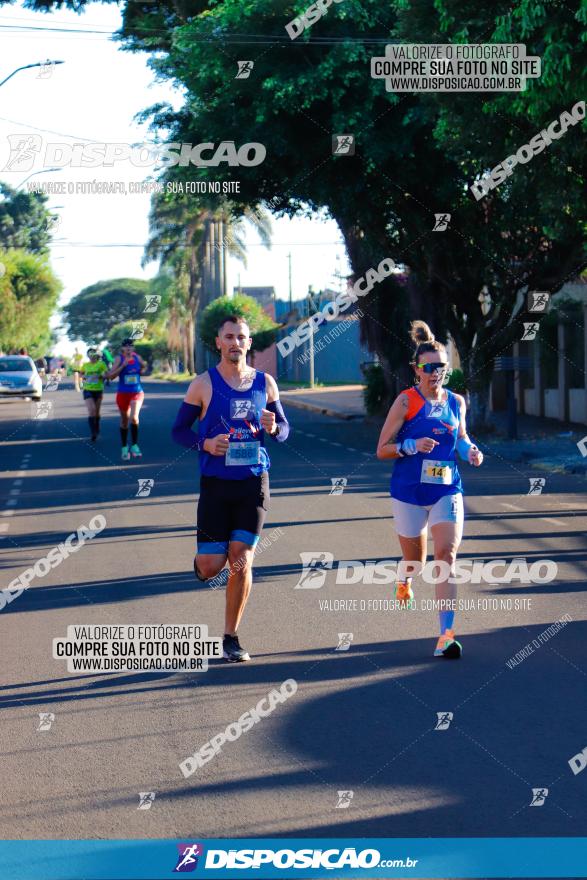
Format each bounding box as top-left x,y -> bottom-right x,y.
171,316 -> 290,662
377,320 -> 484,659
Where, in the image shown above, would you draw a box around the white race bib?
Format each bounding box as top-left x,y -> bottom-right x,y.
125,374 -> 138,385
85,375 -> 99,384
421,459 -> 453,485
225,441 -> 261,466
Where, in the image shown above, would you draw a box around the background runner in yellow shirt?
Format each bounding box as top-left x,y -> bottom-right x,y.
77,348 -> 108,442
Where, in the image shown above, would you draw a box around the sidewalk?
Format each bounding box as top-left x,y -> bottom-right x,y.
477,410 -> 587,474
280,384 -> 587,474
280,385 -> 366,420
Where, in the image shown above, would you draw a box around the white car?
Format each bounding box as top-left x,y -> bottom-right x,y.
0,356 -> 43,401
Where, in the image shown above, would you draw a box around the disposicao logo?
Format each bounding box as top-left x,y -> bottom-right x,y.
174,843 -> 204,872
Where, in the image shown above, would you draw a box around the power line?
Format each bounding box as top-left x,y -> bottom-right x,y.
50,240 -> 347,248
0,22 -> 392,43
0,114 -> 163,144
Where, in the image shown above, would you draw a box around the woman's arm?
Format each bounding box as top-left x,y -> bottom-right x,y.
106,356 -> 124,380
455,394 -> 483,466
376,394 -> 409,459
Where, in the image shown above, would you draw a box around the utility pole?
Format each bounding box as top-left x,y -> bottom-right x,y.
308,286 -> 316,389
288,252 -> 293,313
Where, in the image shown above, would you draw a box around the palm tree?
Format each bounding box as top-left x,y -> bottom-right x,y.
143,192 -> 272,373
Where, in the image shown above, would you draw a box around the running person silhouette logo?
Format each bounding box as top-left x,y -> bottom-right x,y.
294,552 -> 334,589
235,60 -> 254,79
332,134 -> 355,155
230,399 -> 256,420
433,213 -> 451,231
174,843 -> 203,872
529,788 -> 548,806
435,712 -> 453,730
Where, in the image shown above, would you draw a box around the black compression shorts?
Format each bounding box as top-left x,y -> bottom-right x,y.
196,472 -> 269,554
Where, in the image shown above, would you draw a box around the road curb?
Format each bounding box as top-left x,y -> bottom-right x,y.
280,396 -> 361,420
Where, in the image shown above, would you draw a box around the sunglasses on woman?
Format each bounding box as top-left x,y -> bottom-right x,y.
416,362 -> 449,373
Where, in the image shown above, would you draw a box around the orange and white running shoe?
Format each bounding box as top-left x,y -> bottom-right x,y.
434,629 -> 462,659
394,578 -> 414,606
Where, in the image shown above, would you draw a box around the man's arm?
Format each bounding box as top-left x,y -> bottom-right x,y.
261,374 -> 290,442
171,375 -> 208,450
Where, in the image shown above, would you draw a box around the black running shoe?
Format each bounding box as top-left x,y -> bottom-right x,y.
222,634 -> 250,663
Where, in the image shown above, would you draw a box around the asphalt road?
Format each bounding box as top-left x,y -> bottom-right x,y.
0,378 -> 586,843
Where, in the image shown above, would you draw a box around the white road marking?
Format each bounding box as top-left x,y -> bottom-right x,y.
6,499 -> 18,506
331,442 -> 343,447
541,517 -> 566,527
319,437 -> 328,442
500,502 -> 524,511
348,447 -> 357,453
9,488 -> 21,495
1,510 -> 15,517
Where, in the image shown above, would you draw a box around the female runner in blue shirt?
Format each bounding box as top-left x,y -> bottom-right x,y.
107,338 -> 147,460
376,321 -> 484,658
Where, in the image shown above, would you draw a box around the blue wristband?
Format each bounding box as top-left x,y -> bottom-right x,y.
402,438 -> 417,455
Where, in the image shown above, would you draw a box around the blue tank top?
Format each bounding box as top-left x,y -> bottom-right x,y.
118,355 -> 143,393
198,367 -> 270,480
390,386 -> 463,505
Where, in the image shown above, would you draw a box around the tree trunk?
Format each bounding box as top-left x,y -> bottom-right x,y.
182,326 -> 189,374
465,345 -> 495,432
186,316 -> 195,374
468,386 -> 490,432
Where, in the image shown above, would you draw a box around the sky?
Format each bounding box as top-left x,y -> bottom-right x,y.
0,3 -> 350,356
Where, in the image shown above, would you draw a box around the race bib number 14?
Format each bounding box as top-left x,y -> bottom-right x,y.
421,459 -> 453,485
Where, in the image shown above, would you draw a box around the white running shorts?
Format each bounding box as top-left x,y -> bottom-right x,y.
392,493 -> 464,539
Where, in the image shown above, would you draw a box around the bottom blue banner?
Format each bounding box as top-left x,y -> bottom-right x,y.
0,838 -> 585,879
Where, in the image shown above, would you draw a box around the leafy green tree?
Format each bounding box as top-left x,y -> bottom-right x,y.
106,320 -> 169,369
0,248 -> 61,354
200,294 -> 278,354
0,184 -> 55,254
62,278 -> 152,343
389,0 -> 587,423
10,0 -> 585,425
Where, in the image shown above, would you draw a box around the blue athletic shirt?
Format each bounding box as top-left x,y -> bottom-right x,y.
390,386 -> 463,505
198,367 -> 270,480
117,355 -> 143,393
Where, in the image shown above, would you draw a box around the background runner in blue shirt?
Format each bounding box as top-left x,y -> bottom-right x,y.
106,338 -> 147,461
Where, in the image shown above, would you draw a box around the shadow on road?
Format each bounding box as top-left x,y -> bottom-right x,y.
0,621 -> 584,839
